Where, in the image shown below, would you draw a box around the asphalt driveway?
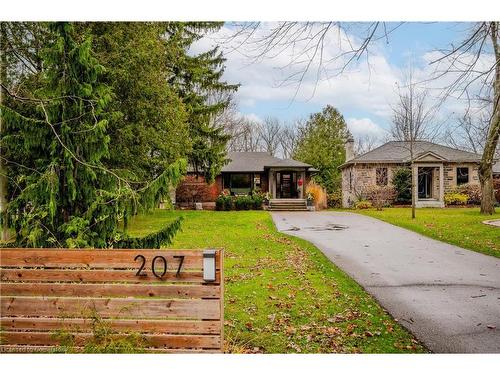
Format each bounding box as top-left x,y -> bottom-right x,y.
271,211 -> 500,353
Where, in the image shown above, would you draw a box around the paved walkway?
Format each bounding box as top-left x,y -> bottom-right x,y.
271,211 -> 500,353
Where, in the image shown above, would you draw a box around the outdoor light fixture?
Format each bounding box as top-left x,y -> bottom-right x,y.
203,249 -> 217,282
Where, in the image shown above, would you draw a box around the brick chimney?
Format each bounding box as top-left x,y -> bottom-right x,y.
345,135 -> 355,161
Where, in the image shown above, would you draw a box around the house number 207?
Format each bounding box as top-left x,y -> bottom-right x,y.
134,254 -> 185,278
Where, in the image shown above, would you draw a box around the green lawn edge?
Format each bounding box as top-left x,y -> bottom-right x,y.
342,207 -> 500,258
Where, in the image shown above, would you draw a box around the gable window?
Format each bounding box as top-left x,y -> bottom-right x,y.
376,167 -> 388,186
456,167 -> 469,185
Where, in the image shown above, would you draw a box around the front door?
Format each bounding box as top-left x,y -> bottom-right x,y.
418,167 -> 433,199
276,171 -> 298,198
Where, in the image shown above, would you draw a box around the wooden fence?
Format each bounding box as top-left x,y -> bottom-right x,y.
0,248 -> 223,353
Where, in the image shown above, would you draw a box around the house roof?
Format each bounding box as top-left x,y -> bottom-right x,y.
341,140 -> 483,168
221,152 -> 311,172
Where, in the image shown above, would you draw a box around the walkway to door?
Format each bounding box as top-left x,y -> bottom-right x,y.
271,211 -> 500,353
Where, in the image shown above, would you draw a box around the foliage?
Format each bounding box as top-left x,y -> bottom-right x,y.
365,185 -> 396,210
494,178 -> 500,204
215,194 -> 233,211
355,200 -> 373,209
250,193 -> 264,210
359,208 -> 500,258
294,105 -> 349,193
444,192 -> 469,206
127,210 -> 426,353
305,181 -> 327,210
234,195 -> 254,210
215,190 -> 263,211
80,22 -> 191,182
455,183 -> 482,205
163,23 -> 239,182
115,217 -> 183,248
391,167 -> 412,203
0,23 -> 186,248
53,310 -> 146,353
175,177 -> 214,204
327,191 -> 342,208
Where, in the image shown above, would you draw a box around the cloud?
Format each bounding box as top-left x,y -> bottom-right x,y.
192,24 -> 402,120
239,112 -> 263,124
191,23 -> 496,138
346,117 -> 389,140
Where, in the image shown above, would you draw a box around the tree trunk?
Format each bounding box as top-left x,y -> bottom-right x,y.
411,162 -> 416,219
479,22 -> 500,215
479,116 -> 498,214
0,117 -> 9,241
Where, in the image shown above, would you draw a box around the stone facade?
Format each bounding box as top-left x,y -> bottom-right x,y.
341,162 -> 480,208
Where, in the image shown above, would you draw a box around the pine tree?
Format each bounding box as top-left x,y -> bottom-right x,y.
1,22 -> 185,248
294,105 -> 350,193
163,22 -> 239,182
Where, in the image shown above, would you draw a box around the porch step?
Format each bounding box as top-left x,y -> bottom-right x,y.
268,199 -> 308,211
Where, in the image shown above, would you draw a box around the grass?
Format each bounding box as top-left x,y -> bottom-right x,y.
128,210 -> 425,353
355,207 -> 500,258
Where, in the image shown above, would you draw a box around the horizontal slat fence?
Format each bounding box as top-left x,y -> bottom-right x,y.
0,248 -> 223,353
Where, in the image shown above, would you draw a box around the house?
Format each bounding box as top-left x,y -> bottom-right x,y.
494,161 -> 500,178
340,139 -> 488,208
175,152 -> 316,208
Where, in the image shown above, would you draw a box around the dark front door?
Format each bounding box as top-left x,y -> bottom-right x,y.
418,167 -> 433,199
277,171 -> 298,198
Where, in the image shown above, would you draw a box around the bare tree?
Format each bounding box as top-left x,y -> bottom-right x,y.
445,113 -> 490,154
391,66 -> 438,219
280,120 -> 302,158
258,117 -> 282,156
226,21 -> 500,214
354,134 -> 383,156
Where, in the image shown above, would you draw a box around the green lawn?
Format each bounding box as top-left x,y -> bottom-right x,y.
356,207 -> 500,258
128,210 -> 425,353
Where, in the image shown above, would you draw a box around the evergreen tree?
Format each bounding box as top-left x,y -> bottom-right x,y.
294,105 -> 349,193
80,22 -> 191,182
163,22 -> 239,182
1,22 -> 184,248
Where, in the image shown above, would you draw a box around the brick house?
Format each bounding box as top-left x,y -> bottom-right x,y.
340,140 -> 487,208
176,152 -> 316,209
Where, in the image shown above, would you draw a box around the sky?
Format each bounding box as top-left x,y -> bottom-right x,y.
192,22 -> 485,143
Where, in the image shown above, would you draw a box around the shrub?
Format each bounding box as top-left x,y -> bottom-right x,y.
306,181 -> 327,209
327,190 -> 342,208
234,195 -> 253,210
176,176 -> 214,204
493,178 -> 500,205
455,183 -> 481,204
215,194 -> 232,211
355,200 -> 372,209
365,185 -> 396,210
444,192 -> 468,206
391,167 -> 412,203
251,195 -> 264,210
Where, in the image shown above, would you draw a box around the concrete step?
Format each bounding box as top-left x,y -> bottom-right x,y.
268,199 -> 308,212
268,208 -> 308,211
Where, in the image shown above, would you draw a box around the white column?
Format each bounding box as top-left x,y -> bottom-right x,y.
439,164 -> 444,206
300,170 -> 305,199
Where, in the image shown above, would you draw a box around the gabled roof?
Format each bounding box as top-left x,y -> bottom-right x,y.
341,141 -> 483,168
221,152 -> 311,172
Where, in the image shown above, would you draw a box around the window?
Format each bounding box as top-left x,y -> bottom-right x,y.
223,173 -> 252,195
376,167 -> 388,186
457,167 -> 469,185
231,174 -> 252,189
